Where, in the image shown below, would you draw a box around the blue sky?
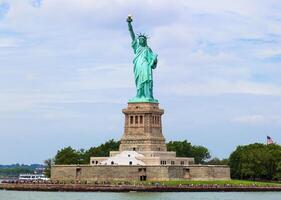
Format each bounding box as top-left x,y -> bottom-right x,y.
0,0 -> 281,164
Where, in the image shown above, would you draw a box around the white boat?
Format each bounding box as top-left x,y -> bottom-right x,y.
19,174 -> 49,181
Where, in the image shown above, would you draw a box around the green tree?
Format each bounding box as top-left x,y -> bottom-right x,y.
54,146 -> 83,165
191,145 -> 211,164
275,161 -> 281,180
51,139 -> 211,166
0,167 -> 33,177
229,143 -> 281,180
83,139 -> 120,163
43,159 -> 52,178
167,140 -> 210,164
205,157 -> 229,165
167,140 -> 192,157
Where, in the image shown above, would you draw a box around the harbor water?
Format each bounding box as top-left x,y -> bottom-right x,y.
0,190 -> 281,200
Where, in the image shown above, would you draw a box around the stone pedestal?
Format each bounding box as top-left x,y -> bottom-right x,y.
52,102 -> 231,181
119,102 -> 167,151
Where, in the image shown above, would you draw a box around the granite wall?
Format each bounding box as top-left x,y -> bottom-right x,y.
51,165 -> 230,181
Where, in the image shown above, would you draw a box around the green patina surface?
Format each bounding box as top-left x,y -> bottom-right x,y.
127,16 -> 158,103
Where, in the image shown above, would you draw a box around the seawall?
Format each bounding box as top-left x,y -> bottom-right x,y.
1,183 -> 281,192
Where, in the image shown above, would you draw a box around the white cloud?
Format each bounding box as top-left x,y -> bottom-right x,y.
163,81 -> 281,96
257,48 -> 281,59
0,37 -> 19,47
25,73 -> 38,80
232,115 -> 265,124
232,114 -> 281,126
65,63 -> 133,91
41,110 -> 86,120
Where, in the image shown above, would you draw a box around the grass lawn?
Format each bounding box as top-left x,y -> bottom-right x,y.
145,180 -> 281,186
60,179 -> 281,187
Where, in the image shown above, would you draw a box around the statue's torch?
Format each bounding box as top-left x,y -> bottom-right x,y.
127,14 -> 133,23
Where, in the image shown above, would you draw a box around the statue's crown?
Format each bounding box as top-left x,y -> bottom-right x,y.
137,33 -> 148,39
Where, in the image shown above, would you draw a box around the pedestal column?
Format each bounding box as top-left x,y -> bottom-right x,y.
119,102 -> 167,151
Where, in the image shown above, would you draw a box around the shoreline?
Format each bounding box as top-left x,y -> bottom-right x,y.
1,183 -> 281,192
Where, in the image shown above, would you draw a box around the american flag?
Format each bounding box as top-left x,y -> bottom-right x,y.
267,136 -> 274,145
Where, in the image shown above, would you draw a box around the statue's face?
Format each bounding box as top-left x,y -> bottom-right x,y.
139,37 -> 147,47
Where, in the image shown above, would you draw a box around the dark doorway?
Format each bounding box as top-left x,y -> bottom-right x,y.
76,168 -> 82,179
140,175 -> 147,181
184,168 -> 191,179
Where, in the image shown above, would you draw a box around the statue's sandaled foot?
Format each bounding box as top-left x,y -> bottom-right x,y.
129,96 -> 158,103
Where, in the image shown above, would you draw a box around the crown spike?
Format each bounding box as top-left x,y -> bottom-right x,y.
137,33 -> 149,39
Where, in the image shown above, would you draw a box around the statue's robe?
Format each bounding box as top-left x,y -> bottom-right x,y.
132,38 -> 157,98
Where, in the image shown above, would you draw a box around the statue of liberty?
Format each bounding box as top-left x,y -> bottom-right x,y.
127,15 -> 158,103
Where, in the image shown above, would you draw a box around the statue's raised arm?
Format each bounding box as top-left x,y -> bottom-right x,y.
127,15 -> 135,41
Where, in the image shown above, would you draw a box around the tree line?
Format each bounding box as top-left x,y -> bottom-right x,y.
229,143 -> 281,180
44,139 -> 211,177
50,140 -> 210,165
0,167 -> 33,178
45,140 -> 281,181
0,164 -> 44,178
